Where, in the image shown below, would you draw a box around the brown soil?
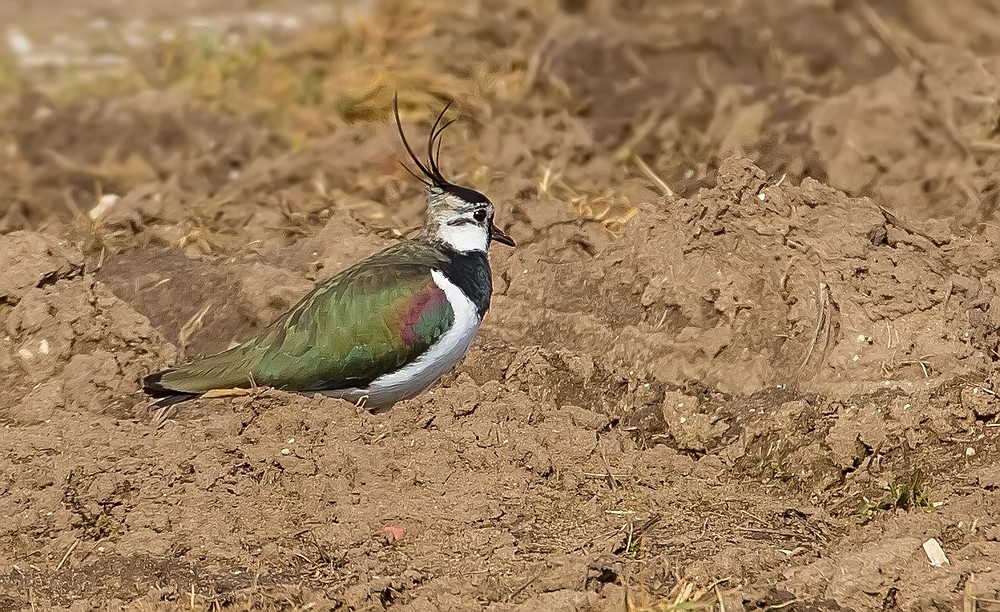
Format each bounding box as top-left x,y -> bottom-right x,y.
5,1 -> 1000,610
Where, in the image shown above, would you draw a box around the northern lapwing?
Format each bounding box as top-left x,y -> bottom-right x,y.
143,96 -> 515,411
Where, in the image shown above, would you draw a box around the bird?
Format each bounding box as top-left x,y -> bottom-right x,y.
142,95 -> 515,412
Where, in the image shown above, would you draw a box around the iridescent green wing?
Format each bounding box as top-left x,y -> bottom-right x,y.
150,242 -> 454,393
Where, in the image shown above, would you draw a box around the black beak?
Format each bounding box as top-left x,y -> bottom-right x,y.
491,224 -> 516,247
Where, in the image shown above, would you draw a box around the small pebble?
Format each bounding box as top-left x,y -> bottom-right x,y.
280,448 -> 290,456
88,194 -> 120,220
383,525 -> 405,541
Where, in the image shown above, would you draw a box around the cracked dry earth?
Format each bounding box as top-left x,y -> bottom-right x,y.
6,0 -> 1000,611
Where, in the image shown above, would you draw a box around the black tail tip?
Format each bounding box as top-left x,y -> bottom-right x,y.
150,393 -> 198,409
142,370 -> 171,395
142,369 -> 198,407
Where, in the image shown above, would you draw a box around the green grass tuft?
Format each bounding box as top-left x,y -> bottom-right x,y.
860,469 -> 934,517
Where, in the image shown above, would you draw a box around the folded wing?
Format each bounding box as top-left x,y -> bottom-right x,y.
144,243 -> 454,396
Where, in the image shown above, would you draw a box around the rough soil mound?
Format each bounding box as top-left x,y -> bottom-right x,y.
5,0 -> 1000,610
4,157 -> 1000,610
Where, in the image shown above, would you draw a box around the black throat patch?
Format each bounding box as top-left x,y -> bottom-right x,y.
438,247 -> 492,318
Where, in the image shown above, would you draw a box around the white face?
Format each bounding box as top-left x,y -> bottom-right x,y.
437,215 -> 490,251
430,193 -> 494,253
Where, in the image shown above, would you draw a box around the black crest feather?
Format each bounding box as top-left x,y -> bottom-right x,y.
393,93 -> 458,189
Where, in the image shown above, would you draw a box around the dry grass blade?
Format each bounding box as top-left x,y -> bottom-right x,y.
859,4 -> 913,65
634,154 -> 675,197
200,388 -> 254,399
798,282 -> 828,373
625,577 -> 729,611
177,303 -> 213,356
614,107 -> 664,162
153,403 -> 175,429
55,538 -> 81,571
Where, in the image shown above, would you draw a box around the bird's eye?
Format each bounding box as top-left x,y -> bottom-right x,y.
473,209 -> 488,223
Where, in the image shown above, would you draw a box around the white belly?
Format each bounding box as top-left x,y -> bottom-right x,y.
321,269 -> 481,410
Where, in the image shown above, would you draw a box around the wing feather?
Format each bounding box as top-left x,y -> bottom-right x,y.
144,242 -> 454,395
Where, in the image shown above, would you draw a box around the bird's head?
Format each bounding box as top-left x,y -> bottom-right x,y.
393,95 -> 515,254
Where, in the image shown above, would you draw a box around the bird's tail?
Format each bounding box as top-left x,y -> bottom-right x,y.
143,343 -> 262,399
142,369 -> 201,407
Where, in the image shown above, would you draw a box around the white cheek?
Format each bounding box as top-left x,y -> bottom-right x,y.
438,223 -> 489,252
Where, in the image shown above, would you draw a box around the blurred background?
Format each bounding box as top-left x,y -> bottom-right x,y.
3,0 -> 1000,243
